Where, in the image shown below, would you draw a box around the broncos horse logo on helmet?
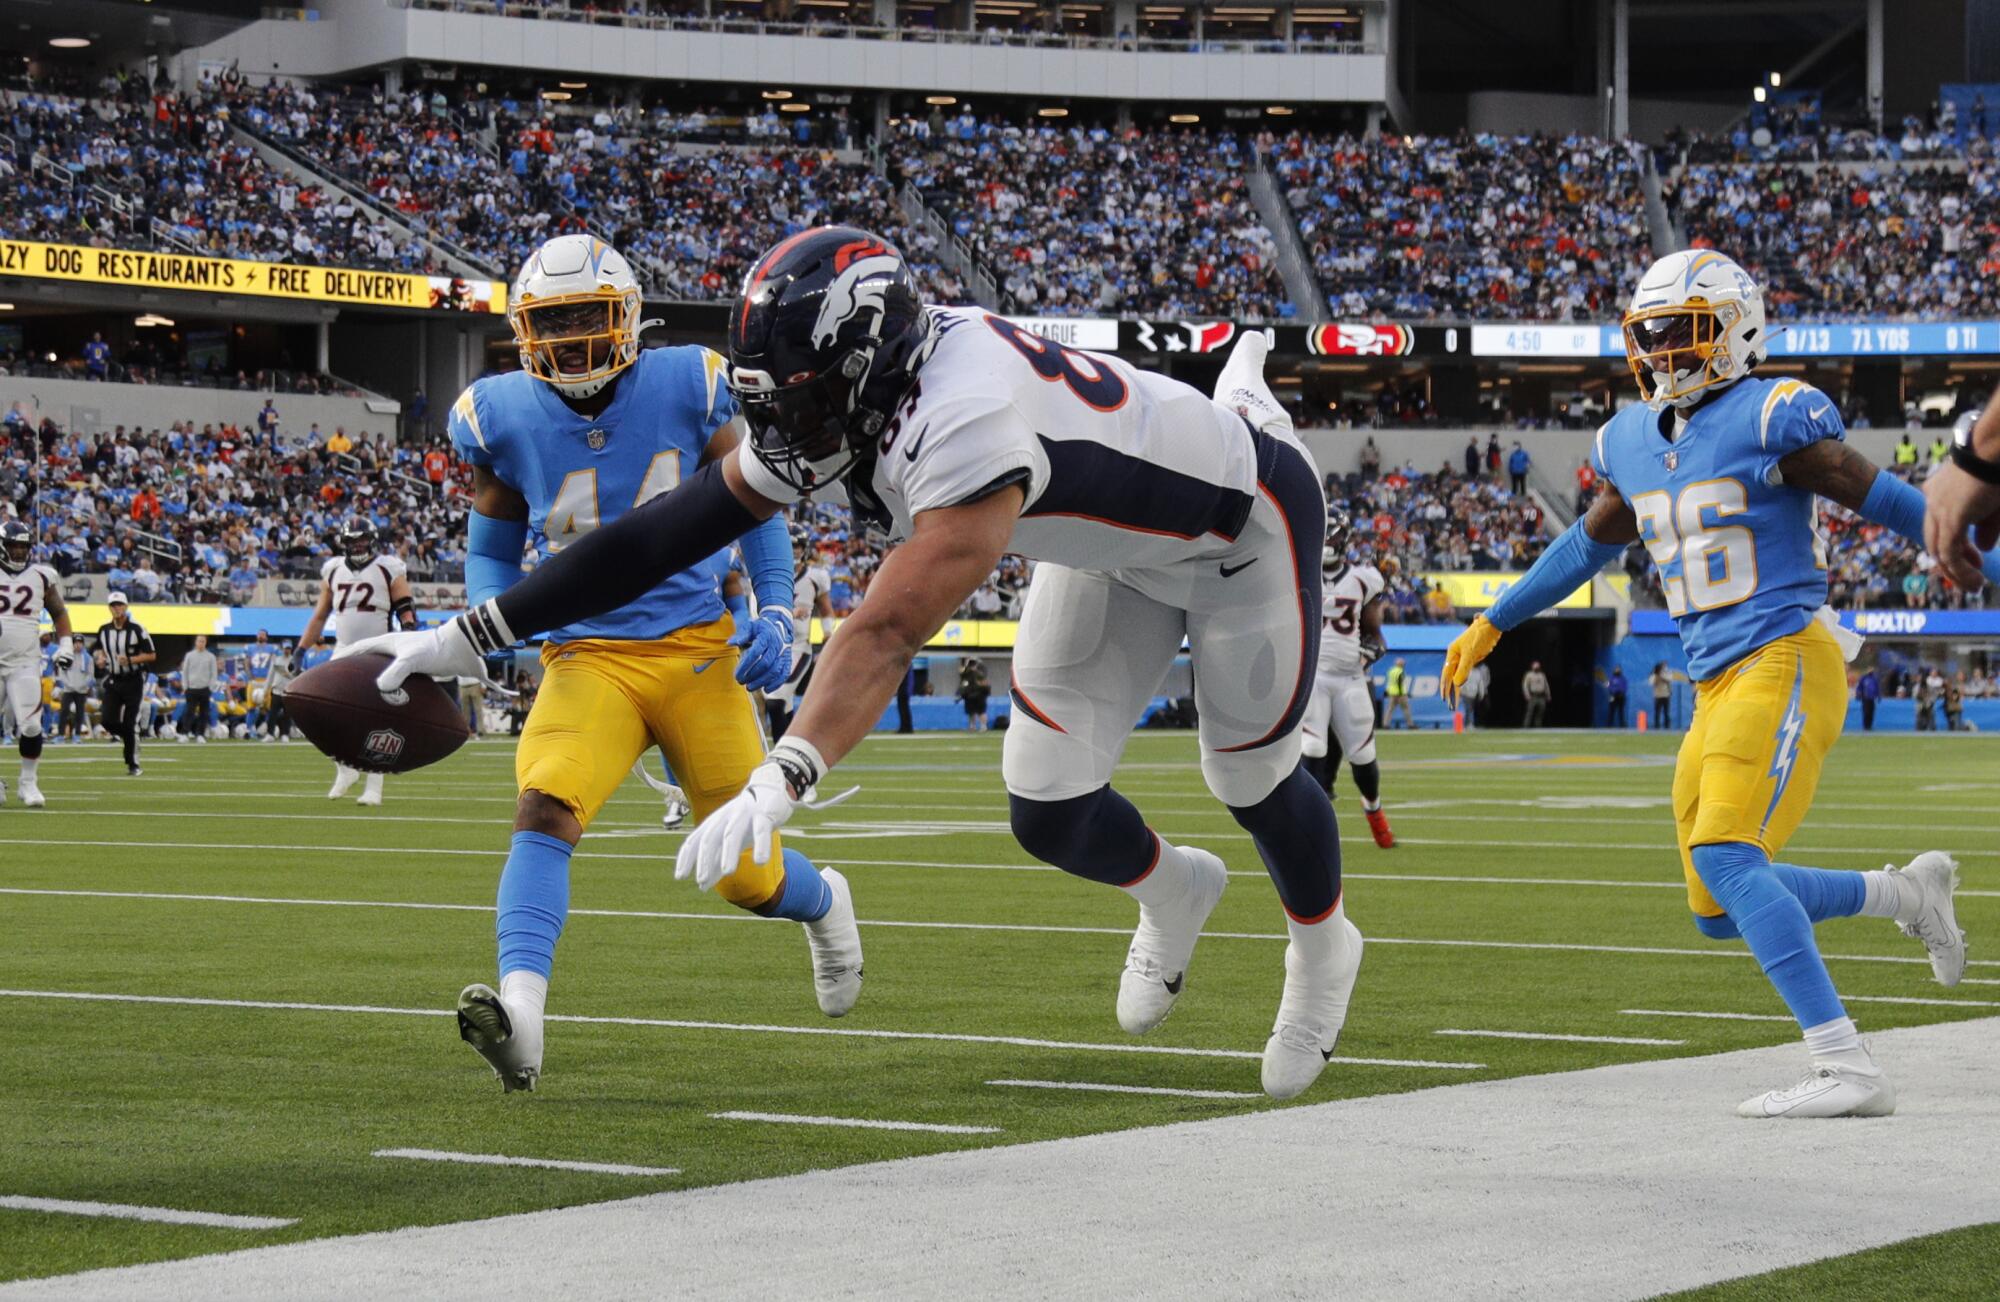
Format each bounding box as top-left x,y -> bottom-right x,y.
1323,508 -> 1352,575
339,518 -> 378,568
0,519 -> 32,573
727,226 -> 934,496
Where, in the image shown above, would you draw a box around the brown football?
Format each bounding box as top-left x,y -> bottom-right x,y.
284,654 -> 471,773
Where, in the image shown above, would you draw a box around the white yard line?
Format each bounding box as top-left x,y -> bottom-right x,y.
5,887 -> 1988,972
986,1079 -> 1262,1100
1620,1009 -> 1796,1023
0,1195 -> 294,1231
0,989 -> 1483,1070
14,1019 -> 1995,1302
1845,994 -> 2000,1009
1434,1029 -> 1687,1046
372,1149 -> 678,1177
709,1111 -> 1000,1135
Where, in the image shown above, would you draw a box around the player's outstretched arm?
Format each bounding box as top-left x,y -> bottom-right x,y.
1443,486 -> 1637,706
1924,388 -> 2000,587
1781,437 -> 2000,590
673,483 -> 1026,892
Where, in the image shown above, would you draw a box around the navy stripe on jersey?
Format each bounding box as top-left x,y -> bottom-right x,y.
1022,434 -> 1255,543
1216,429 -> 1325,753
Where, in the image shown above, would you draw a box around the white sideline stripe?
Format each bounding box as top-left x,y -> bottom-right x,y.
710,1111 -> 1000,1135
373,1149 -> 678,1177
0,1195 -> 294,1231
987,1079 -> 1262,1100
1434,1029 -> 1686,1046
1845,994 -> 2000,1009
1621,1009 -> 1796,1023
5,887 -> 1990,972
0,989 -> 1483,1070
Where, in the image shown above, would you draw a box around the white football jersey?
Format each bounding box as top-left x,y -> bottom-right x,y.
1317,563 -> 1385,677
0,563 -> 59,661
747,308 -> 1262,572
794,563 -> 831,622
321,554 -> 408,645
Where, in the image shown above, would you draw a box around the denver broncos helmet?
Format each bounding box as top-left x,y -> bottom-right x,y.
0,518 -> 31,572
339,518 -> 378,568
1323,508 -> 1352,574
727,226 -> 933,493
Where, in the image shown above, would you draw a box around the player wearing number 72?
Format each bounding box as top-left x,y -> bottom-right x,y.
1441,249 -> 1990,1119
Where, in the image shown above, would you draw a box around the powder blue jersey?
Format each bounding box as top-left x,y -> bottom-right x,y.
1594,376 -> 1841,682
449,347 -> 736,643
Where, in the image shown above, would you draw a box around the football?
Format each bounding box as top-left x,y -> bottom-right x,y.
284,654 -> 471,773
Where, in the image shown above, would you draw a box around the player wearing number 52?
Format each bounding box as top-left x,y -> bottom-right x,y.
1442,249 -> 1988,1119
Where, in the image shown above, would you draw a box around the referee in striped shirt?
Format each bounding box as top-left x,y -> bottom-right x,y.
95,592 -> 156,775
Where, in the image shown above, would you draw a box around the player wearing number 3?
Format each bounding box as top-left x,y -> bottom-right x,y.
441,235 -> 859,1092
1443,250 -> 1991,1118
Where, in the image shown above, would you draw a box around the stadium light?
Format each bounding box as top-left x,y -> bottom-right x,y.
780,102 -> 811,113
926,95 -> 958,105
49,37 -> 91,49
1753,86 -> 1767,103
1037,107 -> 1069,118
540,90 -> 571,101
135,314 -> 174,327
1770,71 -> 1782,88
1169,114 -> 1200,124
762,89 -> 793,100
559,81 -> 587,89
1266,106 -> 1294,116
0,303 -> 13,311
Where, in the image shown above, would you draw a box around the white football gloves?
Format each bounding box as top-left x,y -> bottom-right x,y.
337,619 -> 485,691
674,737 -> 825,892
1214,331 -> 1293,438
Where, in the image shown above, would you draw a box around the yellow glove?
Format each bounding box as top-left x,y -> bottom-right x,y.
1441,616 -> 1503,709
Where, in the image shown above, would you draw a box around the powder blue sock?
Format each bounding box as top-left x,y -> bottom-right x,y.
496,830 -> 574,979
1691,842 -> 1848,1029
1690,862 -> 1867,939
764,847 -> 832,923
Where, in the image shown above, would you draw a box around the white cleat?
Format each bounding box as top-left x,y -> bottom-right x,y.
1261,917 -> 1366,1100
803,868 -> 863,1017
1117,847 -> 1229,1034
328,766 -> 360,799
661,792 -> 690,830
356,781 -> 383,808
1739,1049 -> 1896,1119
19,780 -> 44,808
1893,852 -> 1966,987
456,983 -> 541,1093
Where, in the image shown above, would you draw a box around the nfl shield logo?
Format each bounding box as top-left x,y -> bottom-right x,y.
1664,450 -> 1679,471
586,429 -> 608,451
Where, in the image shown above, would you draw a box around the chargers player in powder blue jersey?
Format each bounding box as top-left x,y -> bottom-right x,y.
1445,250 -> 1986,1119
442,234 -> 862,1093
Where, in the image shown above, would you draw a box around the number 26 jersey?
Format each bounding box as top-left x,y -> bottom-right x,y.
1592,376 -> 1842,682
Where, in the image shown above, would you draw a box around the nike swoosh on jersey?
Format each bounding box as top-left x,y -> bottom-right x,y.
1219,557 -> 1259,578
692,658 -> 719,674
1808,405 -> 1830,420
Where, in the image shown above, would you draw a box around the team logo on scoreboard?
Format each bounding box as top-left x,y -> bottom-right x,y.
1129,320 -> 1239,354
363,728 -> 407,766
1306,324 -> 1416,357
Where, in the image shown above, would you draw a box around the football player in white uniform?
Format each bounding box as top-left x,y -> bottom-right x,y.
765,526 -> 834,738
1299,510 -> 1395,849
0,520 -> 74,808
298,518 -> 416,806
354,227 -> 1364,1099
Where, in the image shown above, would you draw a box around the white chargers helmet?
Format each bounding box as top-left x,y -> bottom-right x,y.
1621,249 -> 1768,411
508,234 -> 643,399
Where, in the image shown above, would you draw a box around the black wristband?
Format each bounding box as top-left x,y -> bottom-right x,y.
1950,436 -> 2000,486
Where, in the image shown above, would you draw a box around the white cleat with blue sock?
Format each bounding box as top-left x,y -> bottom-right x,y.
804,868 -> 863,1017
1739,1044 -> 1896,1119
1117,847 -> 1229,1034
1892,852 -> 1966,987
457,980 -> 543,1093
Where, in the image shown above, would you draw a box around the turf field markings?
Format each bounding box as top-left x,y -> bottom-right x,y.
1619,1009 -> 1797,1023
1843,994 -> 2000,1009
709,1111 -> 1001,1135
6,888 -> 1992,973
0,1194 -> 296,1230
1433,1029 -> 1688,1046
372,1149 -> 680,1177
0,989 -> 1486,1069
986,1079 -> 1262,1100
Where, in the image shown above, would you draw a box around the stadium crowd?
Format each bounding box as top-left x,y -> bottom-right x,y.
891,116 -> 1290,319
1271,129 -> 1654,320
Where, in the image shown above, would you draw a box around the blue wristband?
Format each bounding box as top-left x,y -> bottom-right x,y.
465,510 -> 529,607
736,513 -> 795,616
1487,521 -> 1626,632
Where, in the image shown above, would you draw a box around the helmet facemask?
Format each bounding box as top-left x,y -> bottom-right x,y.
512,291 -> 639,398
733,344 -> 890,494
0,523 -> 30,573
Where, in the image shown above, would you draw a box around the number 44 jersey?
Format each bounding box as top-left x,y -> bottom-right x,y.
840,308 -> 1263,570
1592,376 -> 1843,682
449,346 -> 737,642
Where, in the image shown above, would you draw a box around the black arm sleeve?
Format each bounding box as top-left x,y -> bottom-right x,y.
490,457 -> 770,641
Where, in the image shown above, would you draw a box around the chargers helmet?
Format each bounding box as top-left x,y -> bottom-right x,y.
1622,250 -> 1767,411
1323,509 -> 1351,574
339,518 -> 377,568
0,519 -> 31,572
727,226 -> 933,494
509,234 -> 644,399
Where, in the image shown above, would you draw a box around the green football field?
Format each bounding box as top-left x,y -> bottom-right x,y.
1,727 -> 1994,1290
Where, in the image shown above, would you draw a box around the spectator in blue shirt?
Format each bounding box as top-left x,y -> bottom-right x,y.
1857,667 -> 1881,732
1606,666 -> 1628,728
1508,443 -> 1531,495
83,332 -> 111,380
